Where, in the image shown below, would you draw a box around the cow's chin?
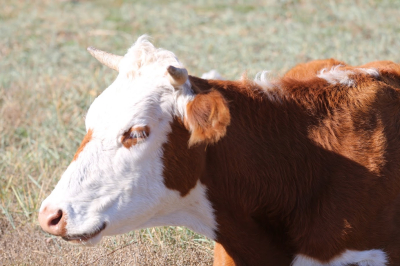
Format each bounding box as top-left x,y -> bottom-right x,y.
62,222 -> 106,246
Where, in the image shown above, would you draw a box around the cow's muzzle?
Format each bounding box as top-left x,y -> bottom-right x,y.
38,207 -> 67,236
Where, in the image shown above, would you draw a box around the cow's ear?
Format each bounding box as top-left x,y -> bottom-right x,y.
184,76 -> 230,147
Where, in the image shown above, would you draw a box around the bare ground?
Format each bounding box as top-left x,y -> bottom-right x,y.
0,218 -> 213,265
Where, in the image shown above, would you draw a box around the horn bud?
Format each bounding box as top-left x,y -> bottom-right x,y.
167,65 -> 188,87
87,46 -> 123,72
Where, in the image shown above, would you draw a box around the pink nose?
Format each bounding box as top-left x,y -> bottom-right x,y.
38,206 -> 67,236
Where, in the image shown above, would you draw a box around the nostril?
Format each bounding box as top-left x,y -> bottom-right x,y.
49,210 -> 63,226
39,207 -> 67,236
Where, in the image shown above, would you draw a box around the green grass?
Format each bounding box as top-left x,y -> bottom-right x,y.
1,0 -> 400,264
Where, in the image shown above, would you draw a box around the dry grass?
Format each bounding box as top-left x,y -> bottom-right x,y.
1,0 -> 400,264
0,218 -> 213,265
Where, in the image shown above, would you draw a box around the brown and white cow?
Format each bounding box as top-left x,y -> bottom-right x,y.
39,36 -> 400,265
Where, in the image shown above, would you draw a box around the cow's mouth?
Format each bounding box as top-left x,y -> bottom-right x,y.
62,222 -> 106,244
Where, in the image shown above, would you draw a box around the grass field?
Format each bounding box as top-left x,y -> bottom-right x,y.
1,0 -> 400,264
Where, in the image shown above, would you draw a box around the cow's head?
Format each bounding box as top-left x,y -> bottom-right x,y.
38,36 -> 230,245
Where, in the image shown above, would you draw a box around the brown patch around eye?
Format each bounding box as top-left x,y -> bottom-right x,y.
73,129 -> 93,161
121,126 -> 150,149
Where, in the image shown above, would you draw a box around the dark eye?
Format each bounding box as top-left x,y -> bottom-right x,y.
121,126 -> 150,148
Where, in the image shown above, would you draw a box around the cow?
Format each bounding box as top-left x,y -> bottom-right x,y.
38,36 -> 400,265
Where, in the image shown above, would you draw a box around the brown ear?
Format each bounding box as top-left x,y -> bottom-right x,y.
185,77 -> 230,146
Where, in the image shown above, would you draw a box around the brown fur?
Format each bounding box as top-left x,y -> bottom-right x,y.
359,61 -> 400,88
213,243 -> 235,266
162,118 -> 205,197
184,83 -> 231,147
284,58 -> 347,80
161,60 -> 400,265
73,129 -> 93,161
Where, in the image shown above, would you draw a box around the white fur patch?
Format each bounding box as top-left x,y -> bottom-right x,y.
358,68 -> 380,78
253,70 -> 284,103
254,70 -> 274,87
201,70 -> 225,80
140,180 -> 217,239
317,66 -> 380,86
292,249 -> 388,266
317,66 -> 356,86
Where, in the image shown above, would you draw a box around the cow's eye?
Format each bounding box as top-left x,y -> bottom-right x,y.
121,126 -> 150,148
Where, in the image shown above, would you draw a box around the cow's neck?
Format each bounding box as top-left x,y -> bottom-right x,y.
199,79 -> 316,264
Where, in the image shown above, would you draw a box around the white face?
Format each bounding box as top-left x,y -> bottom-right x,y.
39,37 -> 216,245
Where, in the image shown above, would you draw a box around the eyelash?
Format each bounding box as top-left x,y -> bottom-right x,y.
121,126 -> 150,148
